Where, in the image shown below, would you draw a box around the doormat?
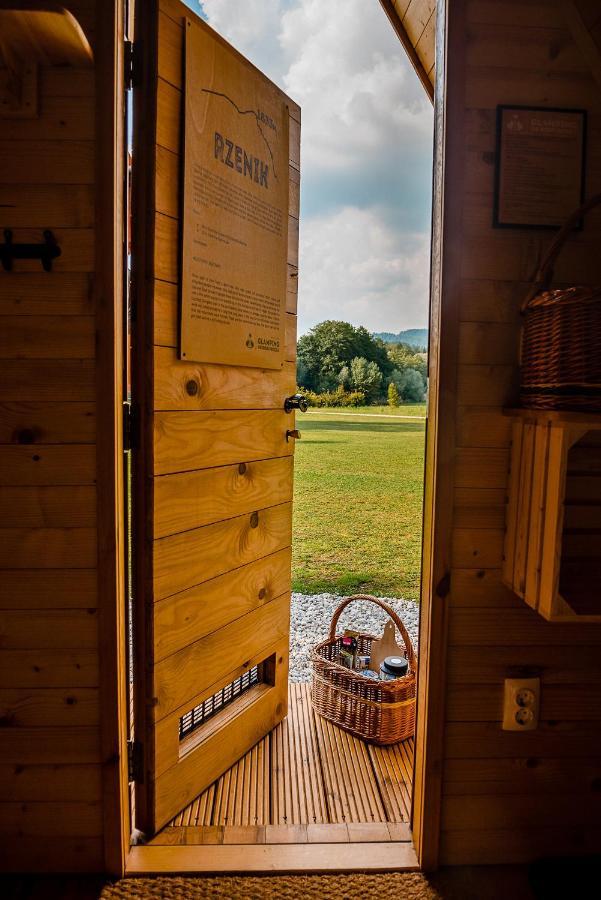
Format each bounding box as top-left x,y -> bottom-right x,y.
101,873 -> 443,899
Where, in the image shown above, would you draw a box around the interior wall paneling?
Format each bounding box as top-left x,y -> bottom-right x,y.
437,0 -> 601,865
0,0 -> 127,874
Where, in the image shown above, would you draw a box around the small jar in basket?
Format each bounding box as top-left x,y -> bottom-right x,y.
311,594 -> 416,745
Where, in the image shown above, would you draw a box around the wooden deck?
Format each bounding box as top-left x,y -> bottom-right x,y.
152,683 -> 414,846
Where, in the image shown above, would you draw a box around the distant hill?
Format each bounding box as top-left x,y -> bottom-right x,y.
375,328 -> 428,348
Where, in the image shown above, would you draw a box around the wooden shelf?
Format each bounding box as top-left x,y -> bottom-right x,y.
503,409 -> 601,622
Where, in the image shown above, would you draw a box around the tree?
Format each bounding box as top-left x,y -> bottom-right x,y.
387,381 -> 400,407
392,367 -> 426,402
337,365 -> 350,389
387,342 -> 428,381
297,320 -> 393,393
348,357 -> 383,402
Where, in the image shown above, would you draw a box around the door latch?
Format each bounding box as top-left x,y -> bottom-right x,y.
0,228 -> 61,272
284,393 -> 308,413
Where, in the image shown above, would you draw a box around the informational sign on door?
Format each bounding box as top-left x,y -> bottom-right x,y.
494,106 -> 586,228
180,18 -> 289,369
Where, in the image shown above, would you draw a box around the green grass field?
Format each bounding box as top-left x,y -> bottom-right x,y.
292,405 -> 426,599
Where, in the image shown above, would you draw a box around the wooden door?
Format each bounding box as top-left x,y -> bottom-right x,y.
131,0 -> 300,834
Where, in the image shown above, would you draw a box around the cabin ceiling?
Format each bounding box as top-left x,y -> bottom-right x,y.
379,0 -> 435,103
379,1 -> 601,106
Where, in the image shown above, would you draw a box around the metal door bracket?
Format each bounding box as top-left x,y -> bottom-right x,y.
0,229 -> 60,272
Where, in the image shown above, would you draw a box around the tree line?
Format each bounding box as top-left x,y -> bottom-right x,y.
297,320 -> 427,407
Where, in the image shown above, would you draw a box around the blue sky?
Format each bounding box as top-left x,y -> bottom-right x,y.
183,0 -> 433,335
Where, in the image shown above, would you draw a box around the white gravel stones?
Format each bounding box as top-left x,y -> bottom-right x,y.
289,592 -> 420,683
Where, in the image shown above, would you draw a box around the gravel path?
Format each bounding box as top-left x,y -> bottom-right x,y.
289,592 -> 420,682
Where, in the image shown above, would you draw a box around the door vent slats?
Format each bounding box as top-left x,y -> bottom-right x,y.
179,666 -> 262,741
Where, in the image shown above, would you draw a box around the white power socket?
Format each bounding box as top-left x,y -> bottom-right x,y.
502,677 -> 540,731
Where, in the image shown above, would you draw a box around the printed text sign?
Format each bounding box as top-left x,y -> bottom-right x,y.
181,18 -> 289,368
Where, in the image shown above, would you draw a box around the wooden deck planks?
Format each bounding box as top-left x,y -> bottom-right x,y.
369,738 -> 415,822
312,703 -> 388,823
271,683 -> 327,825
159,683 -> 413,844
211,736 -> 270,827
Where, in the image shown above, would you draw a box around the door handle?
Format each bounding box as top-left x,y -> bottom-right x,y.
286,429 -> 301,442
284,393 -> 308,413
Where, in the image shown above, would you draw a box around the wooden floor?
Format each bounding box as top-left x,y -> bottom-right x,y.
152,683 -> 414,847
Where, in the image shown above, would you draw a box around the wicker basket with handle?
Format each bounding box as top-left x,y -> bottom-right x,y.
521,193 -> 601,412
311,594 -> 416,745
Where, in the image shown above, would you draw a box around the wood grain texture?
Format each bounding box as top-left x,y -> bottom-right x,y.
153,502 -> 292,600
430,0 -> 601,867
270,683 -> 327,826
153,647 -> 289,829
0,569 -> 97,609
0,316 -> 95,359
152,595 -> 290,720
0,5 -> 105,874
131,0 -> 309,840
154,348 -> 296,411
158,684 -> 413,839
0,272 -> 94,316
127,839 -> 419,874
0,445 -> 96,485
153,410 -> 293,475
0,360 -> 95,401
153,549 -> 292,660
154,457 -> 293,537
0,402 -> 95,444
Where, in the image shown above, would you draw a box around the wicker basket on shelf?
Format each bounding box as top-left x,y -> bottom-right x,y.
311,594 -> 416,745
521,193 -> 601,412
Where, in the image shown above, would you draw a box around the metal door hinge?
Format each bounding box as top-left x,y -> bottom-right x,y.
123,401 -> 139,453
127,739 -> 144,783
124,40 -> 139,90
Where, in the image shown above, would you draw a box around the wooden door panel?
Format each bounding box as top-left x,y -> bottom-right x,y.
133,0 -> 299,833
153,503 -> 292,600
152,549 -> 293,659
153,348 -> 296,411
152,593 -> 291,721
153,637 -> 288,776
154,641 -> 288,825
153,410 -> 294,474
153,458 -> 294,536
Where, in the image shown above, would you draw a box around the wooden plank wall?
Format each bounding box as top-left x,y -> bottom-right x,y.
438,0 -> 601,865
395,0 -> 436,88
0,0 -> 112,873
133,0 -> 299,832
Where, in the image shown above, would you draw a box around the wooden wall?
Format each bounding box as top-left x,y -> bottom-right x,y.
0,0 -> 124,873
436,0 -> 601,865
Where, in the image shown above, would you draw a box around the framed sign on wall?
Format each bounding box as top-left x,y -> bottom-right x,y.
494,106 -> 587,229
180,17 -> 290,369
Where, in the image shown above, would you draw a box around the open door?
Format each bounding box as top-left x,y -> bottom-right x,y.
131,0 -> 300,835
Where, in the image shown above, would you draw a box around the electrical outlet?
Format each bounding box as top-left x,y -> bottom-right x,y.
502,677 -> 540,731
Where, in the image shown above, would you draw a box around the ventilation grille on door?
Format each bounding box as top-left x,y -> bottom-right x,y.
179,665 -> 261,741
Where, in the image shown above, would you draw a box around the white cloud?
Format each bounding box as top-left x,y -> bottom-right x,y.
299,206 -> 430,335
198,0 -> 433,334
280,0 -> 431,175
198,0 -> 290,83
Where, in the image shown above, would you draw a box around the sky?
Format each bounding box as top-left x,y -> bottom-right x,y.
185,0 -> 434,335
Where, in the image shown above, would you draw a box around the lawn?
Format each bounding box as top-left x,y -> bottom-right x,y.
292,405 -> 426,599
305,404 -> 426,418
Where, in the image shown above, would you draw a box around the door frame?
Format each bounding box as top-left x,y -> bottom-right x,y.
101,0 -> 453,876
411,0 -> 455,870
94,0 -> 131,877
